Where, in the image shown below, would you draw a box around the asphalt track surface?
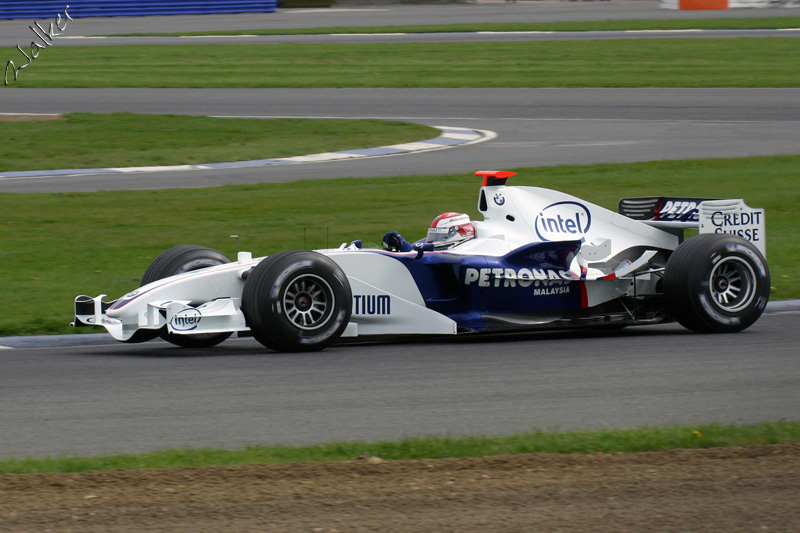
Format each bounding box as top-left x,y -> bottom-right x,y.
1,1 -> 798,45
2,312 -> 799,459
1,3 -> 799,459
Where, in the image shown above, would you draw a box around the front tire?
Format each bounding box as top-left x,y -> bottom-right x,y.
242,250 -> 352,352
140,245 -> 234,348
663,234 -> 770,333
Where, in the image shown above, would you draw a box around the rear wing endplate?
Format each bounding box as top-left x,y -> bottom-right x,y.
619,196 -> 765,256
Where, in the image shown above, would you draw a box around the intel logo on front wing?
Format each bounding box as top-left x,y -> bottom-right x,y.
535,201 -> 591,241
170,308 -> 202,331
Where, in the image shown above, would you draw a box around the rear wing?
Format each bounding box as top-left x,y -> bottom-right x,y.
619,196 -> 766,256
618,197 -> 711,228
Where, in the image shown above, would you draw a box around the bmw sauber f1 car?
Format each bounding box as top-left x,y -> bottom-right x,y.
73,171 -> 770,352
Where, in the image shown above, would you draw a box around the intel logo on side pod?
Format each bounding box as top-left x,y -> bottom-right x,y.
535,201 -> 591,241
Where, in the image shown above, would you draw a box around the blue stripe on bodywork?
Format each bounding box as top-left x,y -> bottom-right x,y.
380,241 -> 584,331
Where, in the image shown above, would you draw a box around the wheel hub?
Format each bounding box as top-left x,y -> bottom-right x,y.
295,294 -> 312,311
283,274 -> 333,330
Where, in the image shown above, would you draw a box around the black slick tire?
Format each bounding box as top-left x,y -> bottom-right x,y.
138,245 -> 234,348
663,234 -> 770,333
241,250 -> 352,352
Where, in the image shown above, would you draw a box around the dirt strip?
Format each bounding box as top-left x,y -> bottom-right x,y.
0,114 -> 62,122
1,444 -> 799,532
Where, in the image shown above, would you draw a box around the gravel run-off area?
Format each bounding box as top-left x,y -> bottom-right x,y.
1,444 -> 799,532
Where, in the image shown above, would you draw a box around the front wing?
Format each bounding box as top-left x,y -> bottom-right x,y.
73,295 -> 248,342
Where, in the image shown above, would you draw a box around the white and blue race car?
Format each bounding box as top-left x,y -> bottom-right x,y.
74,171 -> 770,352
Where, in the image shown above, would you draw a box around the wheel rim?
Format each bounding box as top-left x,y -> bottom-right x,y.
709,257 -> 757,312
283,274 -> 334,330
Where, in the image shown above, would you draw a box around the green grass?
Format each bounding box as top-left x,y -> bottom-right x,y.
8,38 -> 799,88
0,114 -> 436,172
115,16 -> 800,36
1,421 -> 797,474
0,155 -> 798,337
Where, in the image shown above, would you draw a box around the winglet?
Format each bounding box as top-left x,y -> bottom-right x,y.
475,170 -> 517,187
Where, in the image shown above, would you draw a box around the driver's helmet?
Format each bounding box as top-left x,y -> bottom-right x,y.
426,212 -> 475,249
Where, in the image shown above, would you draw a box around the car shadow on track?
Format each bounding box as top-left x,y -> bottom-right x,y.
66,322 -> 724,358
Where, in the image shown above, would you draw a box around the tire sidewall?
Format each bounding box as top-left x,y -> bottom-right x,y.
243,251 -> 352,352
141,245 -> 231,285
665,234 -> 770,333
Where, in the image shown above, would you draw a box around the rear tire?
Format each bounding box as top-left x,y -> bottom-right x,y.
242,251 -> 351,352
663,234 -> 769,333
140,245 -> 234,348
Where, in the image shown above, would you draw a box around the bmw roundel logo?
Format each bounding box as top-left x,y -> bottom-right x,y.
493,193 -> 505,206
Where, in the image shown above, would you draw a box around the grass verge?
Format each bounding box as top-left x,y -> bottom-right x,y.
115,16 -> 800,36
10,38 -> 799,88
1,421 -> 797,474
0,114 -> 436,172
0,155 -> 798,336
